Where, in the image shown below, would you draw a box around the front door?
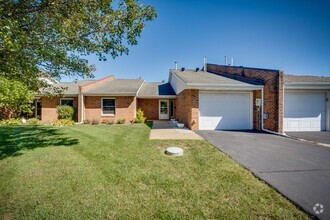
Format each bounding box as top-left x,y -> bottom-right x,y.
170,100 -> 174,118
159,100 -> 169,120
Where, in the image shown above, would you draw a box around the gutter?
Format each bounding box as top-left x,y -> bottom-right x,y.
284,82 -> 330,90
81,92 -> 138,96
285,85 -> 330,90
186,83 -> 263,91
35,94 -> 78,97
137,95 -> 177,99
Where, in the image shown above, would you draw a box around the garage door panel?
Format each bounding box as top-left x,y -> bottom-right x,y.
288,121 -> 299,129
217,120 -> 250,130
199,92 -> 251,130
284,92 -> 326,131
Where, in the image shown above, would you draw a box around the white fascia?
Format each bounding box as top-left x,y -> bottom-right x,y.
284,83 -> 330,90
137,95 -> 177,99
81,93 -> 137,96
136,80 -> 145,97
186,83 -> 263,91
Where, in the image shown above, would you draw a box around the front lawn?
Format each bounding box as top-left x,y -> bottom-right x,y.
0,124 -> 307,219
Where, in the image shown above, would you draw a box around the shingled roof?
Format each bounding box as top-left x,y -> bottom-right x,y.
82,79 -> 144,95
284,74 -> 330,84
137,82 -> 176,98
40,80 -> 95,96
171,69 -> 263,87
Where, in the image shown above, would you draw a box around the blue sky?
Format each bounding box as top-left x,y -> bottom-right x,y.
66,0 -> 330,81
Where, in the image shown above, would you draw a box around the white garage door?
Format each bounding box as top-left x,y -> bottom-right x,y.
199,92 -> 251,130
284,92 -> 326,131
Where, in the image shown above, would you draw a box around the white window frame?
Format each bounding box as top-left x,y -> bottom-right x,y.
60,98 -> 74,106
101,98 -> 116,116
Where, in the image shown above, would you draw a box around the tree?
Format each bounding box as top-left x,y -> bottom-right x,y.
0,0 -> 156,91
0,77 -> 34,118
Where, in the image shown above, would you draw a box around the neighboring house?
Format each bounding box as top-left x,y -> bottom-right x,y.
206,64 -> 330,132
283,74 -> 330,131
36,75 -> 176,124
35,63 -> 330,133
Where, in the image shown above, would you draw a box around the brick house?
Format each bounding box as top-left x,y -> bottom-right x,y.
36,63 -> 330,133
36,75 -> 176,124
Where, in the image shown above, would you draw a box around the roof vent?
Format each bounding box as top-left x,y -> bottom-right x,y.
203,56 -> 207,72
195,68 -> 200,72
181,67 -> 185,71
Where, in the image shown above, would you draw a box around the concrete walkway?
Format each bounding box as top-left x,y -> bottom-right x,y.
149,121 -> 203,140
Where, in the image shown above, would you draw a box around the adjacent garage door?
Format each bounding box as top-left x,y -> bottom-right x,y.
199,92 -> 251,130
284,92 -> 326,131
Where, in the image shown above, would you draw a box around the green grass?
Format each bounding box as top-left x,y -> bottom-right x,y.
0,124 -> 308,219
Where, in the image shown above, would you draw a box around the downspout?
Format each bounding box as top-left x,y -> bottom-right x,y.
81,94 -> 84,123
261,86 -> 286,136
261,86 -> 264,131
78,86 -> 84,123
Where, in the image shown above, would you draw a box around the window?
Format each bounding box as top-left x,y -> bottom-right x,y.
102,98 -> 115,115
60,98 -> 74,107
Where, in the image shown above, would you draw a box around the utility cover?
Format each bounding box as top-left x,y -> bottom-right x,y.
165,147 -> 183,156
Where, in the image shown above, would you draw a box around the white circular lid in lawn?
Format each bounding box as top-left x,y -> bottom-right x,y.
165,147 -> 183,156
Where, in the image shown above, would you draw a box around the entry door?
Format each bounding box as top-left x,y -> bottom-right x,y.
159,100 -> 169,120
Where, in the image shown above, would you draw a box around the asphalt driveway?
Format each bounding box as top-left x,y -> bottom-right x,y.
286,131 -> 330,145
196,130 -> 330,219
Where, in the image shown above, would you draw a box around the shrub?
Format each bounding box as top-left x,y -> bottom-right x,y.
0,118 -> 21,125
57,105 -> 75,120
83,119 -> 90,124
27,118 -> 40,125
101,119 -> 114,125
117,118 -> 126,124
101,119 -> 108,124
133,108 -> 146,123
53,119 -> 75,127
107,120 -> 114,125
91,119 -> 99,125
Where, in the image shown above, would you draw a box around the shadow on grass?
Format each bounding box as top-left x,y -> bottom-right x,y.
0,125 -> 78,160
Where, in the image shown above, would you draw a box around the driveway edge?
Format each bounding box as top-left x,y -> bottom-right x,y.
283,134 -> 330,148
203,139 -> 314,219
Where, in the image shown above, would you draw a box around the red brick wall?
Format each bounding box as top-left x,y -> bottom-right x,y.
175,89 -> 199,130
207,64 -> 283,133
78,76 -> 116,122
137,99 -> 159,120
84,96 -> 136,123
41,97 -> 78,122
